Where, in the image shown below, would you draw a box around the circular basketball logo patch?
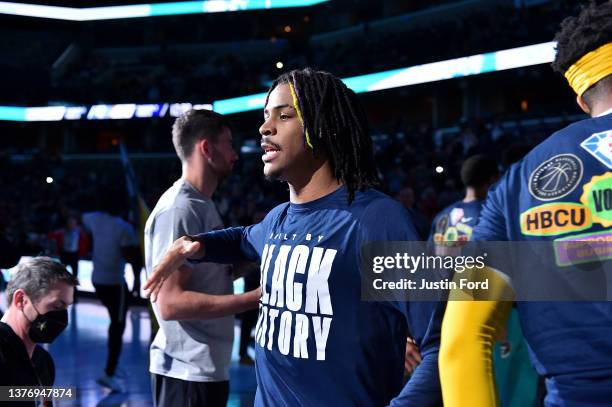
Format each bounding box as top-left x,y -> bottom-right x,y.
528,154 -> 583,201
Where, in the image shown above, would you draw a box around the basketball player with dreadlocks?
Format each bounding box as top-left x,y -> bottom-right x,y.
144,68 -> 445,406
439,2 -> 612,406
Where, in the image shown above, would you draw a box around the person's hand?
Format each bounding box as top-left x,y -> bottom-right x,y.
143,236 -> 203,302
404,337 -> 422,376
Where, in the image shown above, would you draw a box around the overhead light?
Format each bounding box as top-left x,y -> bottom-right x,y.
0,1 -> 330,21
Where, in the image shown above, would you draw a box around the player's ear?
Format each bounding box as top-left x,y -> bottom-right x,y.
576,94 -> 591,115
196,138 -> 211,159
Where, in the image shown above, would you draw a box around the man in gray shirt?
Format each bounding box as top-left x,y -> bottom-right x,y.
145,109 -> 260,407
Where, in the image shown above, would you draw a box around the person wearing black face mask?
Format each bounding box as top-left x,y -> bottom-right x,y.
0,257 -> 77,405
22,301 -> 69,344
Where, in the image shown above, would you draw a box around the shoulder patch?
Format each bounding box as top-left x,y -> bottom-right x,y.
580,172 -> 612,227
581,129 -> 612,169
520,202 -> 591,236
554,229 -> 612,267
528,154 -> 583,201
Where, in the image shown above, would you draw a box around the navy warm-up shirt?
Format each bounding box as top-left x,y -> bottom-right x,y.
196,186 -> 444,407
429,200 -> 483,243
473,110 -> 612,406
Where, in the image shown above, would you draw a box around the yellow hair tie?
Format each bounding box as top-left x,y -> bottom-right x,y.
288,82 -> 314,149
564,42 -> 612,97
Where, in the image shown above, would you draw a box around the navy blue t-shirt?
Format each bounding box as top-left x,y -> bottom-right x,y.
198,186 -> 443,406
429,200 -> 483,243
474,111 -> 612,406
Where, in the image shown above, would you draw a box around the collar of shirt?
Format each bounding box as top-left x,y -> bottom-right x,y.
596,107 -> 612,117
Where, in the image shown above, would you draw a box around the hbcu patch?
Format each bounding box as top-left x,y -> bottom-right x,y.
581,130 -> 612,169
528,154 -> 583,201
520,202 -> 592,236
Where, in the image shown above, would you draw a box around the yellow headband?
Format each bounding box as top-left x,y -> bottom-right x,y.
564,42 -> 612,97
288,82 -> 314,150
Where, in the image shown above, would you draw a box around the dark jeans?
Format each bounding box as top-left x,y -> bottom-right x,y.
93,283 -> 128,377
151,373 -> 229,407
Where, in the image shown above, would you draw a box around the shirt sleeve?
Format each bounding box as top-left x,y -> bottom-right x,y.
359,198 -> 443,407
192,202 -> 287,264
149,207 -> 197,271
439,300 -> 512,407
193,224 -> 262,264
389,301 -> 445,407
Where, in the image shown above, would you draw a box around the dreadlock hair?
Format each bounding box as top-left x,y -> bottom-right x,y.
266,68 -> 379,204
552,1 -> 612,109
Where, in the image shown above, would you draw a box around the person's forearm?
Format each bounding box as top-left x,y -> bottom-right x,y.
158,289 -> 259,321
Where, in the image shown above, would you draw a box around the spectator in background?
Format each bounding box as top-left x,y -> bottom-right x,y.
82,190 -> 143,393
460,121 -> 479,156
395,186 -> 430,240
416,186 -> 440,222
48,213 -> 89,281
0,257 -> 77,401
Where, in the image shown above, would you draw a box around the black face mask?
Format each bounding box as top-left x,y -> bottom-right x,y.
23,302 -> 68,344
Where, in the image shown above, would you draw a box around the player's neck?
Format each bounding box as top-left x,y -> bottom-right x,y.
463,187 -> 485,203
288,163 -> 341,204
591,98 -> 612,117
183,161 -> 217,199
1,309 -> 36,358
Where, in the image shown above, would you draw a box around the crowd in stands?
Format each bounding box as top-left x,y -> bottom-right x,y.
0,112 -> 575,263
1,1 -> 581,106
54,2 -> 576,104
